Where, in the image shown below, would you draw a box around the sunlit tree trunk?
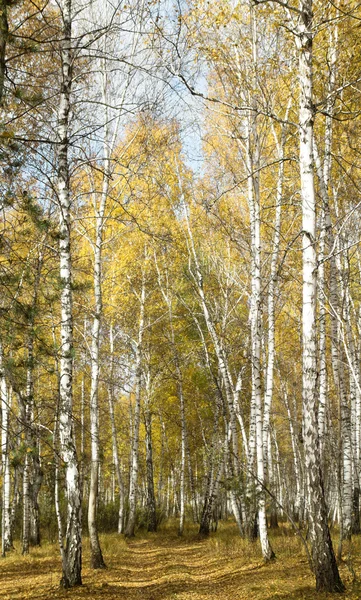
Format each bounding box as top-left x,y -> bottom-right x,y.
343,281 -> 361,534
262,94 -> 291,477
315,133 -> 352,545
88,157 -> 108,570
57,0 -> 82,586
243,9 -> 274,558
245,113 -> 275,562
297,1 -> 343,591
336,253 -> 353,544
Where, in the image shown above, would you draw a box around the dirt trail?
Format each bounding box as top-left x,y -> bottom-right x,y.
0,532 -> 360,599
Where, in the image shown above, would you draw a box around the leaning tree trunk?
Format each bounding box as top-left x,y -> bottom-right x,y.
297,1 -> 343,591
57,0 -> 82,586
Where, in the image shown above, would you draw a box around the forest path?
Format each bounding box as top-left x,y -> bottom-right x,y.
1,526 -> 361,600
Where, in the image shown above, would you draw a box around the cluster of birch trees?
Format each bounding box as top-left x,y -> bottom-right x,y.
1,0 -> 361,593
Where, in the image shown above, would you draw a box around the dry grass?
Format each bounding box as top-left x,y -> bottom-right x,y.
1,523 -> 361,599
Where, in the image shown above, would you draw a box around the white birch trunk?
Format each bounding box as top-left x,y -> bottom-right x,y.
242,8 -> 274,555
57,0 -> 82,585
0,345 -> 11,555
262,124 -> 287,461
245,100 -> 274,560
88,144 -> 109,570
343,281 -> 361,533
22,357 -> 32,556
315,145 -> 352,541
108,324 -> 125,534
297,2 -> 343,590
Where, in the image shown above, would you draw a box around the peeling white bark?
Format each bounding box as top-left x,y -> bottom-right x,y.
57,0 -> 82,586
297,1 -> 343,591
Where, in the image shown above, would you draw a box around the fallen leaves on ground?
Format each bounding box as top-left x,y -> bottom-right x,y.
1,523 -> 361,600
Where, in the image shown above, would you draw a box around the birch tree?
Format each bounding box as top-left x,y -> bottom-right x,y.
107,323 -> 125,534
56,0 -> 82,586
296,0 -> 343,591
0,343 -> 11,555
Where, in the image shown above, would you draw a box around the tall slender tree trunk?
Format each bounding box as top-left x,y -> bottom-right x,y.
284,390 -> 302,521
177,366 -> 186,536
246,122 -> 275,561
22,339 -> 34,556
29,426 -> 42,547
343,281 -> 361,535
263,106 -> 290,473
244,10 -> 274,558
0,344 -> 12,555
186,439 -> 198,523
25,250 -> 44,550
144,371 -> 157,532
57,0 -> 82,586
108,324 -> 125,534
88,181 -> 107,569
297,2 -> 343,591
125,274 -> 145,537
315,142 -> 352,545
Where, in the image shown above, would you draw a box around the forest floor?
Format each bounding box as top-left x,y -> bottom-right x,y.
1,522 -> 361,600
